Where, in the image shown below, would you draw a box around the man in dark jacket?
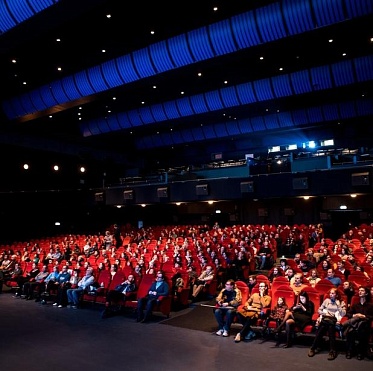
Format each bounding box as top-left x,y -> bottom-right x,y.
136,271 -> 169,323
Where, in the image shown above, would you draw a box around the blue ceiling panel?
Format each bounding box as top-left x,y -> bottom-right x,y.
271,74 -> 293,97
237,118 -> 253,133
205,90 -> 224,111
190,94 -> 209,114
167,34 -> 195,67
150,104 -> 168,122
176,97 -> 195,116
331,60 -> 355,87
87,65 -> 109,93
132,48 -> 157,78
256,2 -> 287,42
127,109 -> 144,127
149,40 -> 175,73
74,71 -> 95,96
139,106 -> 155,125
231,10 -> 262,48
116,54 -> 140,83
208,19 -> 237,56
226,121 -> 241,135
236,82 -> 257,104
187,26 -> 215,62
220,86 -> 240,107
163,101 -> 181,120
101,60 -> 124,88
61,76 -> 82,101
282,0 -> 314,35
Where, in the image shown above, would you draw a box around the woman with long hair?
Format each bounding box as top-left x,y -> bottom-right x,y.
274,291 -> 314,348
308,288 -> 346,360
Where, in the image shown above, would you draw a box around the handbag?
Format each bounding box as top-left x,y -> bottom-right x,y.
320,315 -> 337,326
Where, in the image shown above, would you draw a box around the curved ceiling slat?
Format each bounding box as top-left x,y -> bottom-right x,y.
4,0 -> 370,121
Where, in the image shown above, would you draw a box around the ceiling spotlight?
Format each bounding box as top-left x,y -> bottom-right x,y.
340,205 -> 347,210
53,165 -> 59,171
303,196 -> 310,200
350,194 -> 357,198
328,39 -> 333,43
23,164 -> 29,170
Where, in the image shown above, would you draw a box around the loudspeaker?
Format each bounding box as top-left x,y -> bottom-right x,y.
258,208 -> 268,217
94,192 -> 104,202
240,181 -> 254,193
284,208 -> 295,216
196,184 -> 209,195
292,177 -> 308,190
123,190 -> 134,200
157,187 -> 168,198
352,172 -> 370,186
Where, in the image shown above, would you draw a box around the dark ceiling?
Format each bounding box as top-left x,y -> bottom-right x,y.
1,0 -> 373,177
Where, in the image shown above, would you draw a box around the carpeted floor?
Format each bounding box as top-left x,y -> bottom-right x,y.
160,304 -> 219,333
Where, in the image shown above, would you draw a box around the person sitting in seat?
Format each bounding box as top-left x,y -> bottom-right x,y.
262,296 -> 288,338
66,267 -> 95,309
136,271 -> 169,323
102,274 -> 136,318
214,279 -> 242,337
257,241 -> 273,270
21,265 -> 49,300
325,269 -> 342,288
234,282 -> 271,343
290,273 -> 308,295
344,286 -> 373,360
274,291 -> 314,348
308,287 -> 346,360
191,265 -> 214,301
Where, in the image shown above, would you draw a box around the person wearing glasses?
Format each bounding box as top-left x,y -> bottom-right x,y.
214,279 -> 242,337
136,271 -> 169,323
234,283 -> 271,343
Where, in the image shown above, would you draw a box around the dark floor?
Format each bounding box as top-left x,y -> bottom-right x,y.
0,290 -> 370,371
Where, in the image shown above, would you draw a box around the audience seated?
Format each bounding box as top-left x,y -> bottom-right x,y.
214,279 -> 242,337
1,221 -> 373,360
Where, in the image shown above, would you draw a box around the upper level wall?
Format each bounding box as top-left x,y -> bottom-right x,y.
105,166 -> 373,206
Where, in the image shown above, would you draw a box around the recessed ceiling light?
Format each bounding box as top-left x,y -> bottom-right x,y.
213,7 -> 218,11
279,67 -> 283,71
329,39 -> 333,43
106,14 -> 111,19
11,59 -> 16,63
259,56 -> 264,60
150,30 -> 155,35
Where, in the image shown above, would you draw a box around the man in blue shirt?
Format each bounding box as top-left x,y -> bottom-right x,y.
325,269 -> 342,288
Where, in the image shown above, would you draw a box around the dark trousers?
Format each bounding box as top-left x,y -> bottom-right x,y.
137,296 -> 157,321
346,322 -> 371,355
311,322 -> 336,352
55,286 -> 69,306
237,312 -> 257,337
106,290 -> 125,305
22,281 -> 43,298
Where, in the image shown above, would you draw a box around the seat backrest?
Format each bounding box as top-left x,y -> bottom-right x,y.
271,277 -> 290,293
315,279 -> 335,295
346,273 -> 370,288
236,280 -> 250,306
96,270 -> 112,289
271,286 -> 294,310
108,271 -> 126,290
136,276 -> 155,299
